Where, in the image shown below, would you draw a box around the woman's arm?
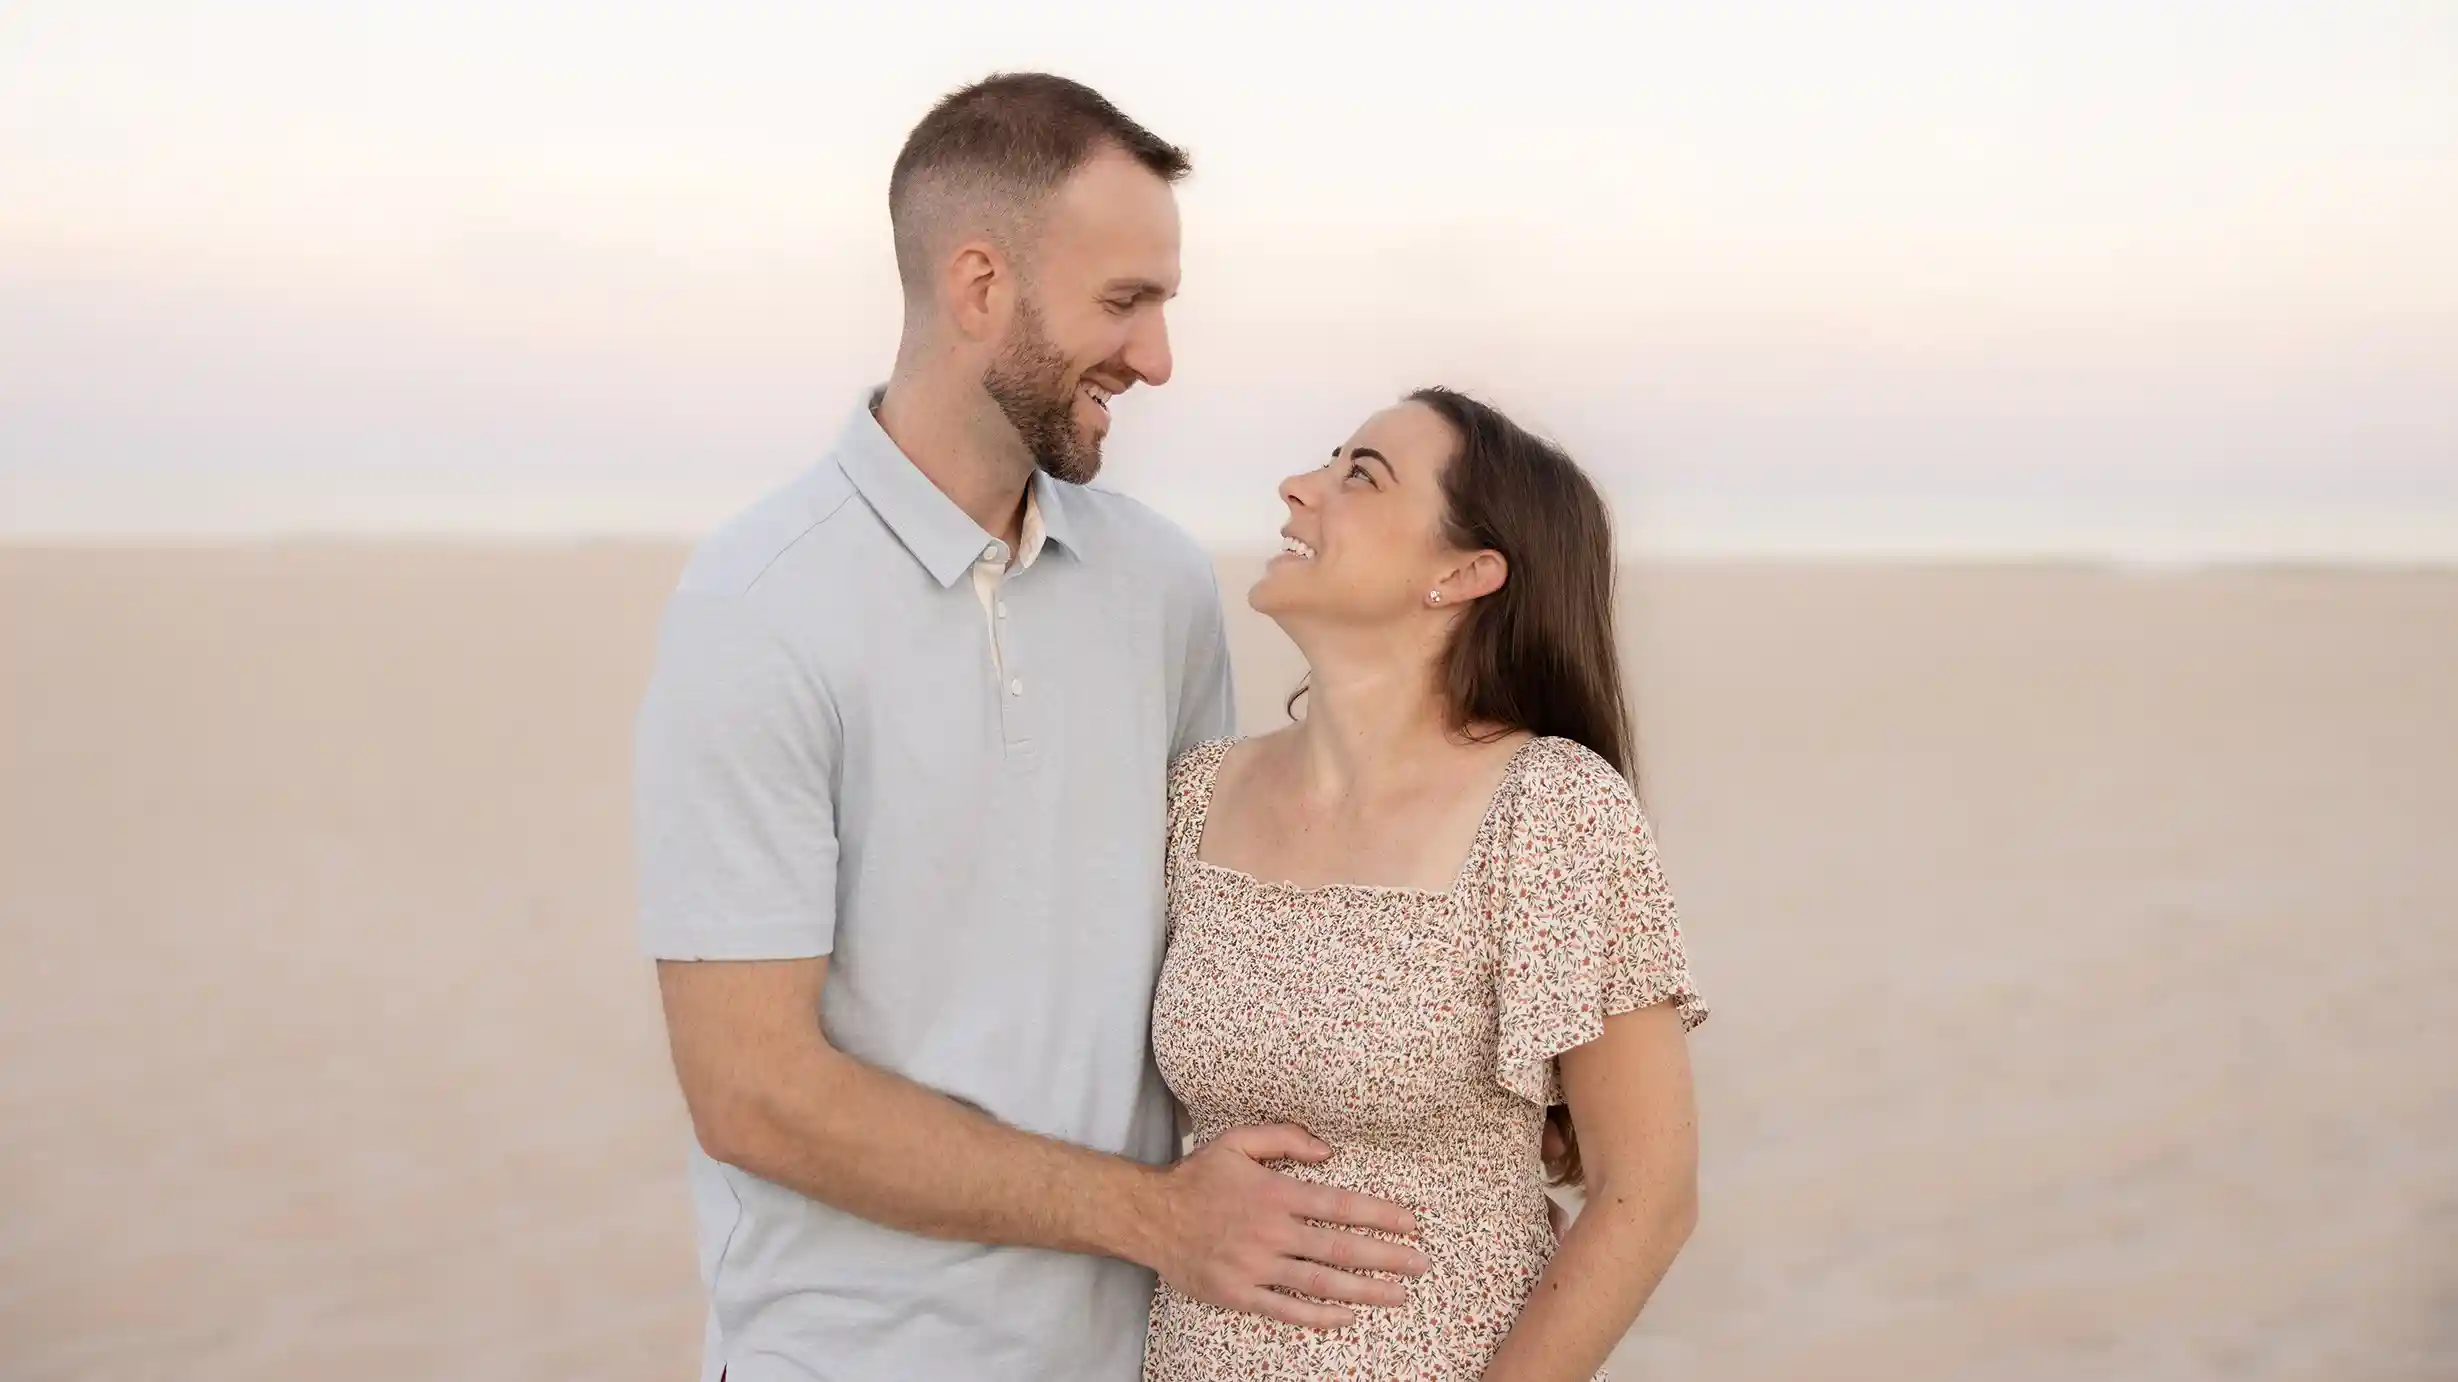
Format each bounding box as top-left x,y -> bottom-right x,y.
1480,1001 -> 1700,1382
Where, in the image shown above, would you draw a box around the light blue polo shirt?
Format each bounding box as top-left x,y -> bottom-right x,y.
634,394 -> 1237,1382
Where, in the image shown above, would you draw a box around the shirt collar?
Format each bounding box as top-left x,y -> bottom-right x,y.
1026,466 -> 1082,561
1012,485 -> 1050,572
832,390 -> 1088,588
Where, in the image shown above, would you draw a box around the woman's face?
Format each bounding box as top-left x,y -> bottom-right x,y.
1249,401 -> 1463,625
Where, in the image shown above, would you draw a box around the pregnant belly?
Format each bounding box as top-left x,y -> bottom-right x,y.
1145,1147 -> 1569,1382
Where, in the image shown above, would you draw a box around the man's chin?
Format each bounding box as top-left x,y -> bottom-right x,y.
1039,437 -> 1104,484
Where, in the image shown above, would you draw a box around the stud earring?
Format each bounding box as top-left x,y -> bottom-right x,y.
1428,590 -> 1444,605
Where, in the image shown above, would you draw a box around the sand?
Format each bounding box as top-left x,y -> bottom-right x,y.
2,546 -> 2452,1381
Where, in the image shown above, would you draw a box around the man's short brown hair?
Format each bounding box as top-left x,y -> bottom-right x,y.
889,73 -> 1189,293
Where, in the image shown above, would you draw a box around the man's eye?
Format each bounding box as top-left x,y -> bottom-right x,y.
1104,299 -> 1135,314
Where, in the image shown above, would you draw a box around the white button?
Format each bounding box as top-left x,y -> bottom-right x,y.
1008,678 -> 1024,697
983,543 -> 1004,562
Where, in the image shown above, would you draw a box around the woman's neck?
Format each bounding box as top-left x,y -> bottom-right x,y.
1283,623 -> 1455,798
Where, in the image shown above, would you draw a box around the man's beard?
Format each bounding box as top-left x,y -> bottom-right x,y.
983,296 -> 1102,485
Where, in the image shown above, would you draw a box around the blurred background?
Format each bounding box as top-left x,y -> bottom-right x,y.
3,3 -> 2453,1379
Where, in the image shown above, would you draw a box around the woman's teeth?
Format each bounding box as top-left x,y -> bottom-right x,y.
1281,536 -> 1315,559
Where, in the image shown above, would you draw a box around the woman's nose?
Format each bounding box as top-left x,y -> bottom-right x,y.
1278,470 -> 1316,510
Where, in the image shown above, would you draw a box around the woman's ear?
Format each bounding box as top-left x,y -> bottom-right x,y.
1440,549 -> 1509,606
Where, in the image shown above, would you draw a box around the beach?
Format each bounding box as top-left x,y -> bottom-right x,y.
2,546 -> 2452,1380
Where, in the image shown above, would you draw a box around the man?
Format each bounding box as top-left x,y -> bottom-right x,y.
634,74 -> 1429,1382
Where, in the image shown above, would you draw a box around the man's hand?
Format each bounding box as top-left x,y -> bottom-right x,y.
1142,1123 -> 1431,1330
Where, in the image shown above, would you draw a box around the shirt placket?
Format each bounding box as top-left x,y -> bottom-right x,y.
972,544 -> 1010,680
993,563 -> 1038,765
970,539 -> 1038,763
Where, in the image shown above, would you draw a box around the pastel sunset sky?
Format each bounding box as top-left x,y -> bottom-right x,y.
4,1 -> 2453,559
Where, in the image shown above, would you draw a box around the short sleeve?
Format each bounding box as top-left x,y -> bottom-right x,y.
1170,562 -> 1239,759
1492,742 -> 1707,1106
633,590 -> 841,961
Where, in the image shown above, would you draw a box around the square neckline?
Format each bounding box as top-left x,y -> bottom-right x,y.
1178,735 -> 1548,902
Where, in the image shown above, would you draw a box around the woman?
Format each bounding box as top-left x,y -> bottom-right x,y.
1144,388 -> 1707,1381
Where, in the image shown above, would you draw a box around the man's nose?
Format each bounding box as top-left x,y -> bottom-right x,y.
1124,308 -> 1173,388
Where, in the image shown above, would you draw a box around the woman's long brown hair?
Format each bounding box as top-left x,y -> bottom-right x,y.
1414,386 -> 1633,1187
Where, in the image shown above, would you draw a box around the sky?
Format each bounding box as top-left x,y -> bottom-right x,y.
3,0 -> 2454,560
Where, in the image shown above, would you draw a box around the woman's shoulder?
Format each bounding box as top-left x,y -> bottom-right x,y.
1168,735 -> 1239,777
1166,736 -> 1238,807
1482,736 -> 1655,890
1508,735 -> 1640,820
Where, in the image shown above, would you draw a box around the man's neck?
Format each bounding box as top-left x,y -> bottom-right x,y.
873,369 -> 1035,550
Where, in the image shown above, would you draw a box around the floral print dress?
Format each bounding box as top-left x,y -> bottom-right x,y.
1144,736 -> 1707,1381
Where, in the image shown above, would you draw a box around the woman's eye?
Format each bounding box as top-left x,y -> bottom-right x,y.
1345,463 -> 1373,483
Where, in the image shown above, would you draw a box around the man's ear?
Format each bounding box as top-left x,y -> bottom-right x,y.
943,238 -> 1012,342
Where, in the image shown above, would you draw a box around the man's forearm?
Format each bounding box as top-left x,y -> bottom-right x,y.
702,1039 -> 1171,1265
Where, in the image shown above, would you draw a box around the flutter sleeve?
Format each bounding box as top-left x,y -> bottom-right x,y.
1492,741 -> 1708,1106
